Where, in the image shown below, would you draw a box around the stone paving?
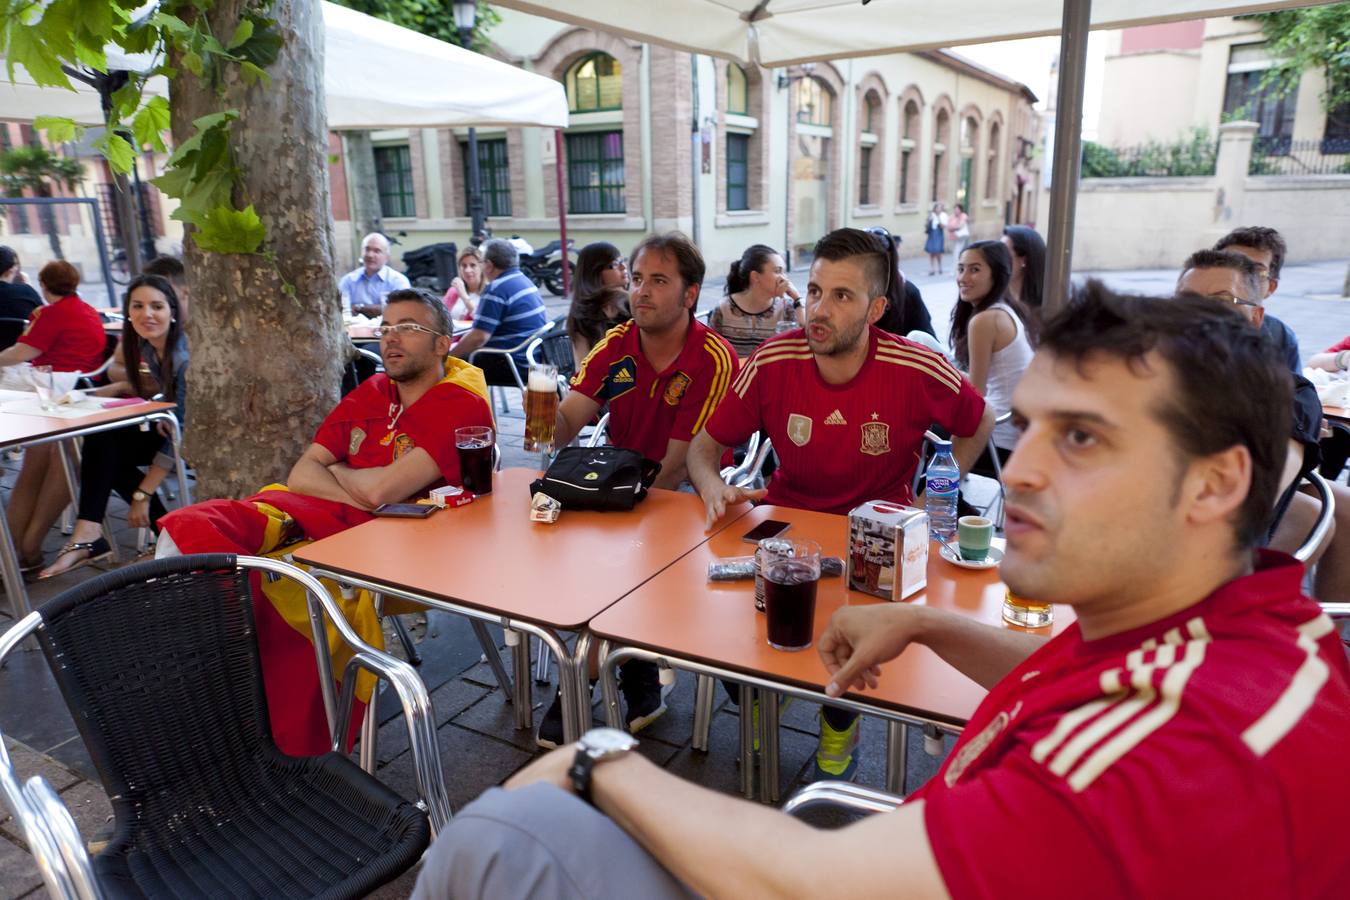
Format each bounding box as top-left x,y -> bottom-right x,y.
1,255 -> 1347,898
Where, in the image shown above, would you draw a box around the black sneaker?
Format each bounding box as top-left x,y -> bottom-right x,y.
620,661 -> 672,733
535,691 -> 566,750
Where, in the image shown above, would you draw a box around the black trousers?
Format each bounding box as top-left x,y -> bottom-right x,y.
78,425 -> 169,529
474,353 -> 527,387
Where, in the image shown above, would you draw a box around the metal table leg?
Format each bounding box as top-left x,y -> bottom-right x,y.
573,631 -> 593,739
885,721 -> 909,796
0,490 -> 30,619
761,689 -> 781,803
691,673 -> 713,752
359,686 -> 379,774
599,641 -> 623,729
507,628 -> 532,730
470,619 -> 513,699
739,684 -> 755,800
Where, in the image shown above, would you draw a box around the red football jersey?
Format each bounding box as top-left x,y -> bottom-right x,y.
571,318 -> 738,464
704,327 -> 985,514
314,372 -> 493,489
914,552 -> 1350,899
20,295 -> 106,372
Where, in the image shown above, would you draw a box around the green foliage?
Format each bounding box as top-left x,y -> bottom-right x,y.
0,143 -> 85,198
331,0 -> 500,51
1081,128 -> 1219,178
1,0 -> 286,256
1252,4 -> 1350,117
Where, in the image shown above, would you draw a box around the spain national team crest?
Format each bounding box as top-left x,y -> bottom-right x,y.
349,426 -> 367,456
786,413 -> 812,447
663,372 -> 692,406
860,415 -> 891,456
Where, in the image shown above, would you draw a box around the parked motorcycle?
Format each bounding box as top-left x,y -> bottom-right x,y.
519,238 -> 575,297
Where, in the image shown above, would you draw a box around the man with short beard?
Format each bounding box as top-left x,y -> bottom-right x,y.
157,288 -> 493,754
687,227 -> 995,780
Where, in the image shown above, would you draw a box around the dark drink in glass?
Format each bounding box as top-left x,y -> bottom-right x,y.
455,426 -> 495,495
762,539 -> 821,651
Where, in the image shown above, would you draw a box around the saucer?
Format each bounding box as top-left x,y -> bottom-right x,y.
938,543 -> 1003,570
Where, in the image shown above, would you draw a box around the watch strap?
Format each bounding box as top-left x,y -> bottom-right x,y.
132,490 -> 150,503
568,749 -> 600,805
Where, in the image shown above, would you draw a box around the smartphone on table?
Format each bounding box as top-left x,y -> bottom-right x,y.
741,519 -> 791,544
372,502 -> 437,518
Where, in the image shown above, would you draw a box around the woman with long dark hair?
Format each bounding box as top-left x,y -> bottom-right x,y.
1002,225 -> 1046,313
566,241 -> 631,362
950,240 -> 1033,472
709,243 -> 801,357
40,274 -> 189,577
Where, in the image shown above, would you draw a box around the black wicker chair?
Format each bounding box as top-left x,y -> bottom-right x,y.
0,554 -> 447,900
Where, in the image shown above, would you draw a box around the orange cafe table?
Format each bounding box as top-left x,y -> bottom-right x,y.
0,390 -> 185,617
294,467 -> 752,745
589,504 -> 1074,801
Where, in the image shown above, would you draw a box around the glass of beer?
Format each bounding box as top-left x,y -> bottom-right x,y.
763,539 -> 821,651
524,363 -> 559,453
1002,587 -> 1053,628
455,426 -> 495,495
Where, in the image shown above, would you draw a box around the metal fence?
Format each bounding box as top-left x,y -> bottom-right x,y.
1081,140 -> 1218,178
1249,137 -> 1350,176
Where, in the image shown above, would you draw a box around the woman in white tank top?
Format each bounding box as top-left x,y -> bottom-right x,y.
950,240 -> 1036,473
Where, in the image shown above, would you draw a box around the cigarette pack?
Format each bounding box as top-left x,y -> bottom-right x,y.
530,492 -> 562,524
846,501 -> 928,601
430,485 -> 475,508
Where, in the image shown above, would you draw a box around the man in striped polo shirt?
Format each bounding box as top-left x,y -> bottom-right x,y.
688,227 -> 996,780
451,237 -> 547,382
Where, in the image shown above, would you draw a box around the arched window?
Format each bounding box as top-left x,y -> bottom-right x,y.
899,99 -> 920,205
566,52 -> 623,113
794,77 -> 832,126
863,93 -> 879,134
932,107 -> 951,202
985,121 -> 1001,201
858,89 -> 882,207
727,63 -> 749,116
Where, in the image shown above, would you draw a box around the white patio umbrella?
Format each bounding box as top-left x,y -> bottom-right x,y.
493,0 -> 1331,308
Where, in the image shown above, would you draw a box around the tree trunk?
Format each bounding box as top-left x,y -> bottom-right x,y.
341,130 -> 382,263
170,0 -> 342,499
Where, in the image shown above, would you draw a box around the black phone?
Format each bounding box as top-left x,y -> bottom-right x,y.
372,502 -> 437,518
742,519 -> 791,544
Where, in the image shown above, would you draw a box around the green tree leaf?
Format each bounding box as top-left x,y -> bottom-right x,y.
132,96 -> 172,152
5,25 -> 73,89
227,18 -> 254,50
237,23 -> 283,68
192,204 -> 266,254
111,81 -> 141,120
34,116 -> 81,144
93,131 -> 136,175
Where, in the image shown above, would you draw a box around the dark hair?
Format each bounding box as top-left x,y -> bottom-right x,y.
631,232 -> 705,292
568,242 -> 629,351
725,244 -> 782,295
0,245 -> 17,276
1040,280 -> 1290,549
1179,248 -> 1262,301
38,260 -> 80,296
1214,226 -> 1287,280
142,256 -> 186,286
1002,225 -> 1046,309
386,287 -> 453,340
122,274 -> 182,400
949,240 -> 1022,369
811,228 -> 890,300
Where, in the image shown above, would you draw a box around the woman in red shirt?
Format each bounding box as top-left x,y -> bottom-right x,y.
1,261 -> 111,573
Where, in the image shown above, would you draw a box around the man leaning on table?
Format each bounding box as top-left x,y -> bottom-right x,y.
339,232 -> 410,317
411,284 -> 1350,900
688,227 -> 995,782
534,232 -> 739,750
157,288 -> 493,754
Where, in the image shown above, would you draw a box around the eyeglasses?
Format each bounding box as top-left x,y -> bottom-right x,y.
864,226 -> 895,298
374,323 -> 445,339
1207,292 -> 1260,309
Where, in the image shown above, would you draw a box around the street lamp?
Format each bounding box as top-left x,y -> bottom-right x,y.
453,0 -> 487,244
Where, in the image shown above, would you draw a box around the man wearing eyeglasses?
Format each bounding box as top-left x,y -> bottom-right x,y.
1213,226 -> 1302,375
1175,250 -> 1346,595
157,289 -> 493,754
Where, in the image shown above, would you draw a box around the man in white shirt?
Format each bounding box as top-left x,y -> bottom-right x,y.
338,233 -> 410,316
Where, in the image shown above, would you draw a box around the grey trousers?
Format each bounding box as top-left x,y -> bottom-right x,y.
412,783 -> 699,900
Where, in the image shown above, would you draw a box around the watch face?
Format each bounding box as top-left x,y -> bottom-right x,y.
581,727 -> 638,757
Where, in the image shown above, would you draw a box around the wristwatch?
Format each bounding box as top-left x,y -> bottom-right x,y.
568,727 -> 638,806
131,490 -> 150,503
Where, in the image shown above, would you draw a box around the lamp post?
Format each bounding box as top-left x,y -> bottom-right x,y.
453,0 -> 487,244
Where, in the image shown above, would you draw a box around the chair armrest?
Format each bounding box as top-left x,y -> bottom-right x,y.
236,556 -> 451,836
355,347 -> 383,367
583,412 -> 610,448
525,338 -> 543,367
1295,472 -> 1335,563
782,781 -> 906,818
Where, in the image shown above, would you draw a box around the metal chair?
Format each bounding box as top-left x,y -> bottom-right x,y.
980,411 -> 1014,529
782,781 -> 906,817
469,319 -> 556,414
1294,471 -> 1335,563
0,553 -> 448,900
720,433 -> 772,490
525,314 -> 577,392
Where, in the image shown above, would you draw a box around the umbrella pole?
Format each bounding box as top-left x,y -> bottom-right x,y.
555,129 -> 570,296
1043,0 -> 1091,314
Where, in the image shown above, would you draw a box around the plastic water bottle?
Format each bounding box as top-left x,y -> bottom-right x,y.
925,439 -> 960,542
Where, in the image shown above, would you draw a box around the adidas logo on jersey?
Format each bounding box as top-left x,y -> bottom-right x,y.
824,409 -> 847,425
611,369 -> 635,384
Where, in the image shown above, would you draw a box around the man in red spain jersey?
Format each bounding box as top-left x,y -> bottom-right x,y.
543,232 -> 739,748
686,227 -> 995,780
409,284 -> 1350,900
158,289 -> 493,754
